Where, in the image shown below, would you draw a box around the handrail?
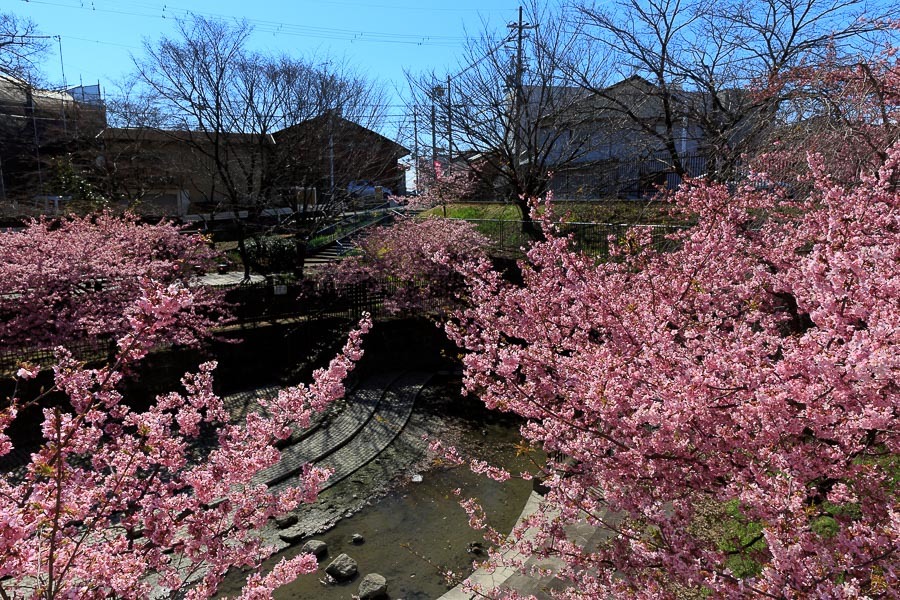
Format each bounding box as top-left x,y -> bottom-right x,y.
307,207 -> 392,252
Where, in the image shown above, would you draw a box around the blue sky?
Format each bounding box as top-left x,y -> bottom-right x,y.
11,0 -> 522,133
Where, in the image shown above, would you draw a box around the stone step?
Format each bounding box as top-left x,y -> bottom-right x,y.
318,370 -> 430,489
255,371 -> 404,488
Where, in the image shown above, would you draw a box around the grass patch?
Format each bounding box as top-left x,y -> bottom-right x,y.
420,202 -> 688,258
719,500 -> 768,579
432,203 -> 523,220
422,201 -> 693,226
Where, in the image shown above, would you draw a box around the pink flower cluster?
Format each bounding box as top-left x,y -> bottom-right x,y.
329,216 -> 490,315
407,161 -> 480,213
440,143 -> 900,596
1,257 -> 371,597
0,211 -> 222,355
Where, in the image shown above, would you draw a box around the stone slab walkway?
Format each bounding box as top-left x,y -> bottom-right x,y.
196,271 -> 266,287
314,370 -> 430,490
439,491 -> 620,599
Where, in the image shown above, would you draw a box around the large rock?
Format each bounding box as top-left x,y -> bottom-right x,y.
325,553 -> 358,580
278,526 -> 307,544
300,539 -> 328,559
358,573 -> 388,599
274,514 -> 298,528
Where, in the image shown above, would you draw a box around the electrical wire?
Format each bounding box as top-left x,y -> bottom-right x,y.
12,0 -> 525,143
19,0 -> 472,47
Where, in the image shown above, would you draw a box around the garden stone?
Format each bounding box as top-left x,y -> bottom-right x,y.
351,533 -> 365,544
274,514 -> 298,528
300,539 -> 328,559
358,573 -> 388,599
325,553 -> 358,580
278,525 -> 307,544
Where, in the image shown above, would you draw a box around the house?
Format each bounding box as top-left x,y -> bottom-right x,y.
90,114 -> 408,217
1,73 -> 408,218
272,112 -> 409,206
93,127 -> 275,216
531,76 -> 711,199
0,74 -> 106,209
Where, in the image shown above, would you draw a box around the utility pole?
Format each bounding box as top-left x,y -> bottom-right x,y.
430,97 -> 437,173
446,74 -> 453,170
429,82 -> 446,179
56,36 -> 68,135
328,107 -> 337,199
412,105 -> 420,191
507,6 -> 537,164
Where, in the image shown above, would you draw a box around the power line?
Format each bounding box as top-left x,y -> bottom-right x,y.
20,0 -> 471,47
62,35 -> 141,51
253,0 -> 512,13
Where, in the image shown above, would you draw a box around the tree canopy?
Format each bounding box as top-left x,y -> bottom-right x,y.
0,212 -> 220,354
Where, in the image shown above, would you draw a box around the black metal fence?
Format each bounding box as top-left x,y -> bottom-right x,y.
0,280 -> 384,374
1,218 -> 688,373
225,279 -> 385,323
458,218 -> 686,258
548,153 -> 709,200
0,336 -> 118,375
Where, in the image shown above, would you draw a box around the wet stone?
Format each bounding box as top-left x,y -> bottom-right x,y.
278,525 -> 308,544
358,573 -> 388,599
274,514 -> 299,529
300,539 -> 328,559
325,553 -> 358,580
467,541 -> 485,555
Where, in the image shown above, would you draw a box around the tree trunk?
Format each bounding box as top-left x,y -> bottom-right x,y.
513,196 -> 544,242
234,219 -> 252,282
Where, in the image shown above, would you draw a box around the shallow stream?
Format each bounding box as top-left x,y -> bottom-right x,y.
219,418 -> 536,600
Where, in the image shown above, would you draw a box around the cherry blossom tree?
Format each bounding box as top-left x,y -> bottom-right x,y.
329,216 -> 490,316
436,126 -> 900,597
751,50 -> 900,193
410,161 -> 479,216
0,280 -> 371,598
0,212 -> 221,355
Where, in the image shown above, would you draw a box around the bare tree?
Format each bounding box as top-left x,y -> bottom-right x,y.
0,12 -> 49,82
119,15 -> 393,278
571,0 -> 900,181
135,17 -> 262,203
408,1 -> 606,237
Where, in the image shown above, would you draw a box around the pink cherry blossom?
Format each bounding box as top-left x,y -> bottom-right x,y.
327,215 -> 490,316
0,276 -> 371,598
0,211 -> 222,356
407,57 -> 900,594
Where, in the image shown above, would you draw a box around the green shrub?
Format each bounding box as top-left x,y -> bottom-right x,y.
245,235 -> 297,273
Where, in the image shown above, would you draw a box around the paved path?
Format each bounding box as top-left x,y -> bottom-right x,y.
439,491 -> 620,599
314,370 -> 430,490
196,271 -> 266,287
221,385 -> 280,420
304,244 -> 347,269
